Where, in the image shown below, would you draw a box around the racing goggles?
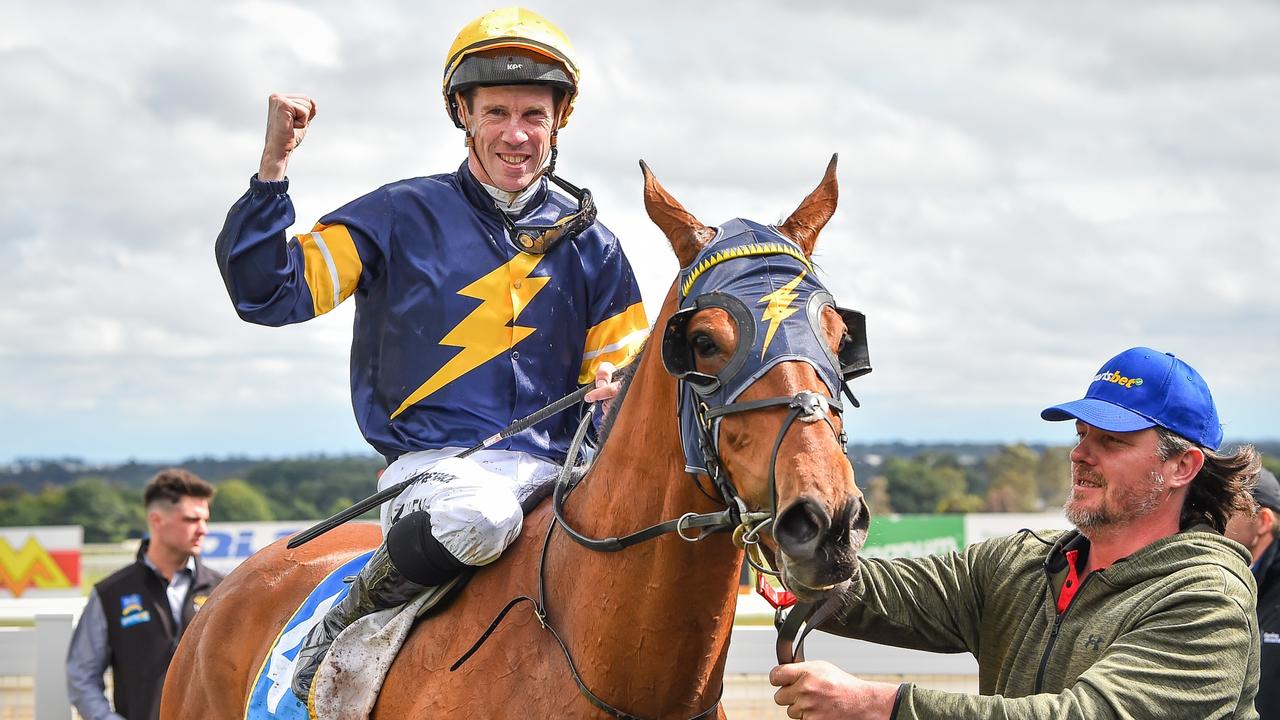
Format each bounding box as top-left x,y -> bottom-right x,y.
501,172 -> 597,254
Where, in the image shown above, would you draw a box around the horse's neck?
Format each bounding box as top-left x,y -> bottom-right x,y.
547,350 -> 742,714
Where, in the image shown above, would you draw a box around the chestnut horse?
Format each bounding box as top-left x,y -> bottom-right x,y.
163,158 -> 868,718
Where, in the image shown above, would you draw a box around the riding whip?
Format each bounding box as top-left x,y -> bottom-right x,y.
287,384 -> 595,549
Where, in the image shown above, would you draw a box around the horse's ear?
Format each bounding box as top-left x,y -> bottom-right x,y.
641,160 -> 716,267
778,154 -> 839,257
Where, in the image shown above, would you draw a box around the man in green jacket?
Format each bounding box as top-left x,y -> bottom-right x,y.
772,347 -> 1262,719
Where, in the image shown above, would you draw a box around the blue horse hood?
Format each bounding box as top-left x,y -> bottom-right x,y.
673,219 -> 846,475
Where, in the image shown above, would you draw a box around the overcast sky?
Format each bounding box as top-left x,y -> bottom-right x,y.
3,1 -> 1278,463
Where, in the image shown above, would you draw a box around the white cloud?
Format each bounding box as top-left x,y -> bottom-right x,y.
2,0 -> 1278,461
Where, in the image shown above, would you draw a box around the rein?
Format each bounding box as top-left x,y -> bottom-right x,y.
454,522 -> 724,720
550,403 -> 771,552
453,407 -> 725,719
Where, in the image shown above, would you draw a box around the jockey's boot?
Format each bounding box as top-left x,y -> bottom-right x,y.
291,542 -> 425,699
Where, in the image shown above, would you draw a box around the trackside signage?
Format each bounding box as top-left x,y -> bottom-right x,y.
201,522 -> 305,574
965,512 -> 1070,544
859,512 -> 1071,560
0,526 -> 82,598
862,515 -> 965,559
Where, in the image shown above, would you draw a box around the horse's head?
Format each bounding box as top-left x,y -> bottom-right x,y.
642,156 -> 871,601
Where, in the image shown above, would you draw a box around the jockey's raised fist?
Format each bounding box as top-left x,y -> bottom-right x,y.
259,93 -> 317,181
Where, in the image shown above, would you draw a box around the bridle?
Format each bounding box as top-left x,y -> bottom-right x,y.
453,223 -> 871,718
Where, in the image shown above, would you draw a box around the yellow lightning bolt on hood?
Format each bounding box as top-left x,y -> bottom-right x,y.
391,254 -> 549,419
757,270 -> 806,360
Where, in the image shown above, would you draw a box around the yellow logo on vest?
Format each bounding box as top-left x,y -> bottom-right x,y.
1091,370 -> 1144,389
120,593 -> 152,627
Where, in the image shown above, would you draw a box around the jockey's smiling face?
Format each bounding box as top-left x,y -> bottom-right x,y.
461,84 -> 557,193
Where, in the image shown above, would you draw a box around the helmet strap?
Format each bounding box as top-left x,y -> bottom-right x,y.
543,100 -> 566,177
545,130 -> 559,176
457,94 -> 475,148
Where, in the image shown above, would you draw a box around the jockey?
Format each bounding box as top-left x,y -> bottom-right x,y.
214,7 -> 648,699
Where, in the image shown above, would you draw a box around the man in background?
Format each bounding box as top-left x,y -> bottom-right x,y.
66,468 -> 223,720
1227,467 -> 1280,718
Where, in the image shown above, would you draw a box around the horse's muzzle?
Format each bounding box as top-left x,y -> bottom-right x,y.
775,496 -> 868,600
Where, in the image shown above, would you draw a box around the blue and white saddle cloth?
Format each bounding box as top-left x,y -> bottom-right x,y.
244,551 -> 373,719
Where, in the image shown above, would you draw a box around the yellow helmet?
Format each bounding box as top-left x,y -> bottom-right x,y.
442,7 -> 580,129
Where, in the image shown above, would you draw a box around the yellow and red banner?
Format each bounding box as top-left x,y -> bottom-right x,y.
0,526 -> 82,598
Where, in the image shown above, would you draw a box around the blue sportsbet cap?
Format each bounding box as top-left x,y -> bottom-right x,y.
1041,346 -> 1223,450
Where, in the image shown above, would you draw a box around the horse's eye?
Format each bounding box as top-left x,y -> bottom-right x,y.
690,333 -> 719,358
837,329 -> 853,352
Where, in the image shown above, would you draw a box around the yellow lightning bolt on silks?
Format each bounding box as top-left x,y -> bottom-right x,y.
391,254 -> 549,419
757,270 -> 807,360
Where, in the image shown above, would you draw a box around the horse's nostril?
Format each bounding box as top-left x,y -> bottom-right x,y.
850,497 -> 870,533
774,498 -> 831,558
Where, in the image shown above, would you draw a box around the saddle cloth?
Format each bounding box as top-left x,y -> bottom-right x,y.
245,551 -> 372,719
244,475 -> 561,719
243,552 -> 459,720
311,578 -> 462,719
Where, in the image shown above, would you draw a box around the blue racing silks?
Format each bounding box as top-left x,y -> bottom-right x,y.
216,163 -> 648,462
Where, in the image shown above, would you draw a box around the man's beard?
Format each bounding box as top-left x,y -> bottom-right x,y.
1064,469 -> 1166,531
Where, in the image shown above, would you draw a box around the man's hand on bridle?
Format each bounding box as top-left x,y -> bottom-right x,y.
770,660 -> 898,720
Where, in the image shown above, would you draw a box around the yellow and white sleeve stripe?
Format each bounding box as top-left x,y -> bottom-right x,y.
296,222 -> 363,317
579,302 -> 649,384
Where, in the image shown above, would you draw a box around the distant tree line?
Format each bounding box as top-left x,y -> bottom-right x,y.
0,457 -> 384,542
2,448 -> 1276,543
859,443 -> 1280,515
859,444 -> 1072,514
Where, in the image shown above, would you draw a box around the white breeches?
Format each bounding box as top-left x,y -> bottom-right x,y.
378,448 -> 560,567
